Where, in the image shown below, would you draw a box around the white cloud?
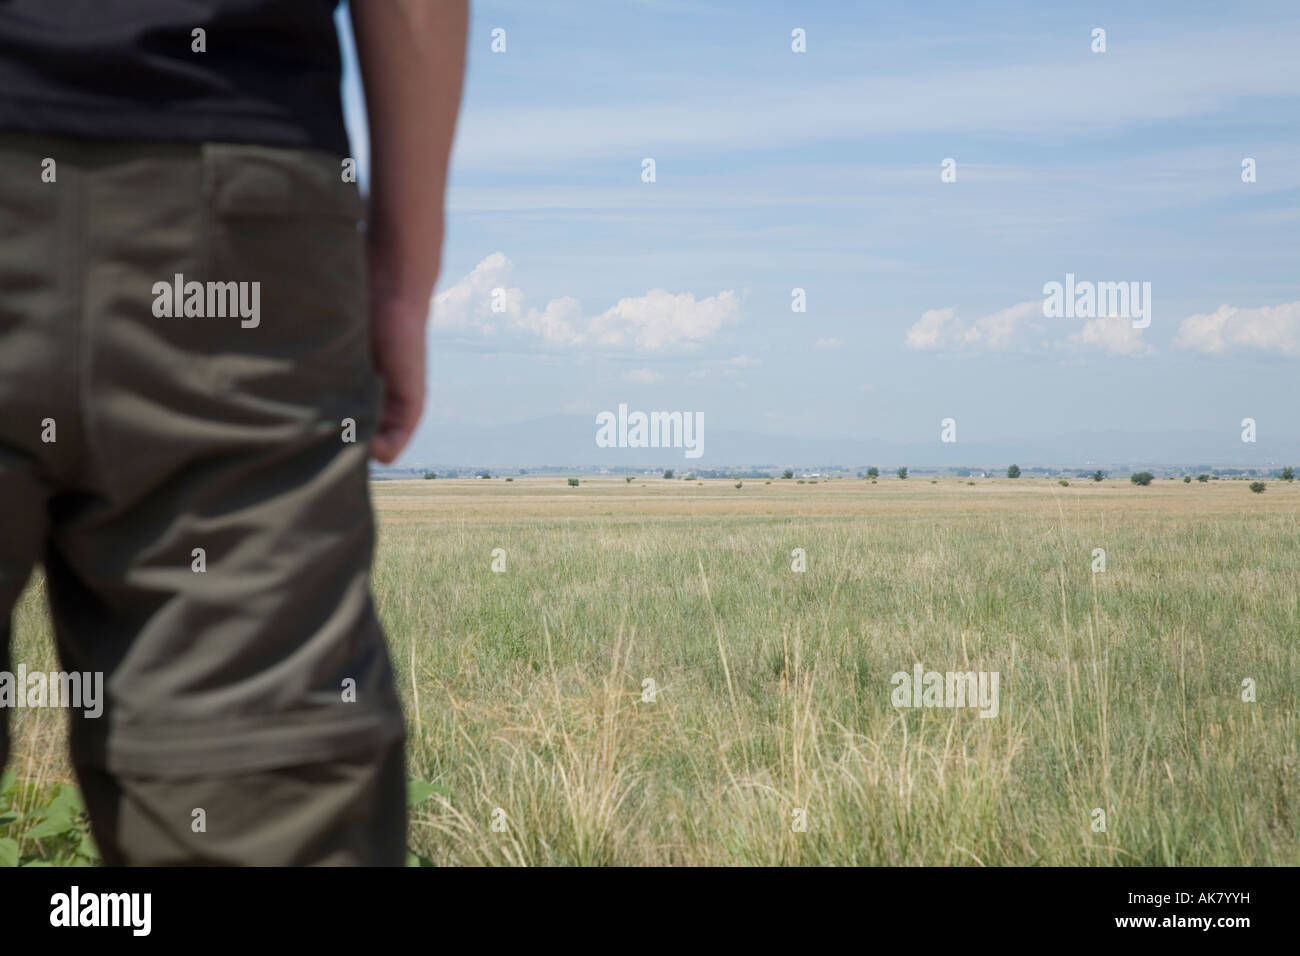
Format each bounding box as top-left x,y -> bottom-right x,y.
624,368 -> 665,384
903,307 -> 957,350
1067,317 -> 1154,357
588,289 -> 739,351
685,354 -> 761,381
906,300 -> 1155,356
904,301 -> 1041,351
1174,301 -> 1300,356
432,253 -> 739,352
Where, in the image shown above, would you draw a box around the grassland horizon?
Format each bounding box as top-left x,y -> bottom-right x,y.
9,475 -> 1299,865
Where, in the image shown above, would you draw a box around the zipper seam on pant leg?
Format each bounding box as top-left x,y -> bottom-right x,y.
72,147 -> 115,491
65,151 -> 88,484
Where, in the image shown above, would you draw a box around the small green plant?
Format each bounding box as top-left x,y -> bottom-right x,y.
625,476 -> 634,483
1058,479 -> 1069,486
422,471 -> 436,480
1197,474 -> 1209,483
1131,472 -> 1154,486
967,481 -> 975,486
0,773 -> 99,867
896,467 -> 908,480
1183,476 -> 1191,483
663,470 -> 674,480
734,480 -> 743,489
1007,464 -> 1021,479
405,778 -> 451,867
1280,466 -> 1294,481
1092,470 -> 1105,482
477,470 -> 491,479
782,469 -> 794,479
1250,481 -> 1266,494
567,477 -> 579,487
505,477 -> 513,482
866,467 -> 880,479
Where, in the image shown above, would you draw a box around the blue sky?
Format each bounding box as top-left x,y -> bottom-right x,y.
336,1 -> 1300,465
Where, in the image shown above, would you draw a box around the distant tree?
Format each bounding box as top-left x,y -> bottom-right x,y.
1183,476 -> 1191,483
896,467 -> 908,480
1130,471 -> 1154,486
1058,479 -> 1069,486
782,469 -> 794,479
1007,464 -> 1021,479
663,469 -> 674,479
477,470 -> 491,479
866,467 -> 880,479
567,477 -> 580,487
734,480 -> 743,489
1091,470 -> 1105,482
1281,466 -> 1295,481
422,471 -> 437,480
1197,474 -> 1209,482
1250,481 -> 1266,494
625,476 -> 634,483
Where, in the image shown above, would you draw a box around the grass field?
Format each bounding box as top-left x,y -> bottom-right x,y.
8,475 -> 1300,865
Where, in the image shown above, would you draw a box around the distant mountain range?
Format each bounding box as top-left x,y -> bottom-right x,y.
400,415 -> 1299,470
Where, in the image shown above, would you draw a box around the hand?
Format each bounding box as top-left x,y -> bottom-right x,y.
367,288 -> 429,464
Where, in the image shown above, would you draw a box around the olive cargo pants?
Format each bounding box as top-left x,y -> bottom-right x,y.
0,132 -> 406,865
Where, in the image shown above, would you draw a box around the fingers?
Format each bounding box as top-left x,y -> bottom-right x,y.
365,290 -> 429,465
370,384 -> 422,464
369,425 -> 405,465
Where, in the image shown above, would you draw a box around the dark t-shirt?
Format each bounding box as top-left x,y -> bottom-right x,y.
0,0 -> 350,156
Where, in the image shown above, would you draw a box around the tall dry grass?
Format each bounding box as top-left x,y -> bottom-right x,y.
10,476 -> 1299,864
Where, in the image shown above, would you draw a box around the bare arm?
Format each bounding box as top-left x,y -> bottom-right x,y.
350,0 -> 467,463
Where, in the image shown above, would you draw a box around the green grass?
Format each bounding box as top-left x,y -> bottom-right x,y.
9,477 -> 1300,865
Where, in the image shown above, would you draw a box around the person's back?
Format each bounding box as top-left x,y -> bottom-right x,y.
0,0 -> 466,865
0,0 -> 349,155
